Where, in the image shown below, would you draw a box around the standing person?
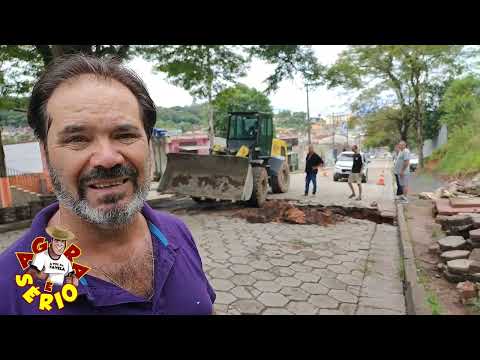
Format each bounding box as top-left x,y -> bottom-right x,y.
392,144 -> 403,197
305,145 -> 324,196
394,141 -> 410,203
0,55 -> 215,315
347,145 -> 363,200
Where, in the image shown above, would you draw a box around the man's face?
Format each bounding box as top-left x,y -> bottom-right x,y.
44,75 -> 151,228
51,239 -> 66,256
399,142 -> 406,151
352,145 -> 358,153
308,146 -> 314,154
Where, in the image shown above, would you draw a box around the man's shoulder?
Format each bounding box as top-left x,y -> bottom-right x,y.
0,229 -> 35,314
147,209 -> 193,246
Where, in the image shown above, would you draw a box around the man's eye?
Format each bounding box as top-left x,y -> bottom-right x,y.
65,136 -> 88,143
116,133 -> 138,140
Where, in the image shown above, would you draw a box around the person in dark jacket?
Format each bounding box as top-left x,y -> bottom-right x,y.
305,145 -> 324,196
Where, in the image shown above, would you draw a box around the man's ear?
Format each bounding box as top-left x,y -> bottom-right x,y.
39,142 -> 49,171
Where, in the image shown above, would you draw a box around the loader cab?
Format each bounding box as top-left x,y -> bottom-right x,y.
227,112 -> 273,158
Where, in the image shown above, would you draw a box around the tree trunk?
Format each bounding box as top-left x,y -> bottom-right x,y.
207,90 -> 215,151
0,128 -> 6,177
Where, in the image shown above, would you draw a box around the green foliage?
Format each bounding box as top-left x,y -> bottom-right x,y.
434,108 -> 480,176
439,75 -> 480,130
140,46 -> 247,100
248,45 -> 324,93
326,45 -> 470,156
0,109 -> 28,127
362,107 -> 402,150
212,84 -> 272,137
274,110 -> 308,133
155,103 -> 208,133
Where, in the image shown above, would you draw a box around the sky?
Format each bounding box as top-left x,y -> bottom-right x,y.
127,45 -> 352,117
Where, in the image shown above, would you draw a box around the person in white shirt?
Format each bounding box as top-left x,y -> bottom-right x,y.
28,226 -> 78,286
393,141 -> 410,203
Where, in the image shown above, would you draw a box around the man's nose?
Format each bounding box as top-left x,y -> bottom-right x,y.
89,141 -> 124,169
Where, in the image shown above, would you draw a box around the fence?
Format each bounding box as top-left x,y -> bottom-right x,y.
6,167 -> 53,194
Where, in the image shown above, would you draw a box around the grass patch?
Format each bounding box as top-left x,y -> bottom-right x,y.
427,111 -> 480,177
398,256 -> 406,281
468,298 -> 480,314
416,265 -> 444,315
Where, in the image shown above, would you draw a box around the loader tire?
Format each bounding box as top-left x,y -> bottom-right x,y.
249,167 -> 268,207
271,161 -> 290,193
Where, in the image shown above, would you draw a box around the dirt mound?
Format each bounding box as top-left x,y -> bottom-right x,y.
234,200 -> 342,225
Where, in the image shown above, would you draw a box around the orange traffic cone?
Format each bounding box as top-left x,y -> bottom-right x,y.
376,171 -> 385,186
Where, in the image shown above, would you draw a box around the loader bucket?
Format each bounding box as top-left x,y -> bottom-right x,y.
158,153 -> 253,202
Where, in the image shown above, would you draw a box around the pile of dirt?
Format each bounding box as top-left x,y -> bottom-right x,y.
234,200 -> 342,226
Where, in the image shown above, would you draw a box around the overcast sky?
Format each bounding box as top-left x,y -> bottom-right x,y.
127,45 -> 353,117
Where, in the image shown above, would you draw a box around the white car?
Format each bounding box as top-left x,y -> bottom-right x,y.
409,155 -> 418,172
333,151 -> 369,183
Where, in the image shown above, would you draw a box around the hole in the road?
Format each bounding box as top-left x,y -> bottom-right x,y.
233,200 -> 395,226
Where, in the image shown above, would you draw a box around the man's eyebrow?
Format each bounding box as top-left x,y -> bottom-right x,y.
58,125 -> 88,136
114,124 -> 141,132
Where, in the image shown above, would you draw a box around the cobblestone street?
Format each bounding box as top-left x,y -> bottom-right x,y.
0,160 -> 406,315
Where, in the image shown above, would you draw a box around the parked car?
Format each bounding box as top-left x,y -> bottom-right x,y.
333,151 -> 369,183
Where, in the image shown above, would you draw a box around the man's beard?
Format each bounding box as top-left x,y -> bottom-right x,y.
47,157 -> 151,229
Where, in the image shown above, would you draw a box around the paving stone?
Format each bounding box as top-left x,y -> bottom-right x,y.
209,268 -> 234,279
279,246 -> 302,255
254,280 -> 282,293
250,270 -> 276,281
211,278 -> 235,291
229,256 -> 250,265
341,261 -> 364,272
264,250 -> 285,258
347,286 -> 362,297
303,260 -> 328,269
215,291 -> 237,305
299,250 -> 321,260
249,287 -> 262,298
294,272 -> 321,283
329,289 -> 358,304
469,248 -> 480,262
319,257 -> 342,265
437,236 -> 467,251
337,274 -> 363,286
257,293 -> 289,307
276,276 -> 302,287
250,260 -> 273,270
439,250 -> 470,262
231,300 -> 265,314
308,295 -> 339,309
318,309 -> 344,315
228,249 -> 250,257
290,263 -> 313,273
284,254 -> 306,263
280,287 -> 310,301
313,268 -> 338,279
358,295 -> 405,313
230,274 -> 256,286
339,303 -> 357,315
287,301 -> 319,315
320,279 -> 348,293
262,308 -> 293,315
356,305 -> 404,315
447,259 -> 472,274
271,266 -> 295,277
270,258 -> 292,267
231,286 -> 253,299
230,264 -> 255,274
314,250 -> 334,257
301,283 -> 329,295
327,264 -> 350,274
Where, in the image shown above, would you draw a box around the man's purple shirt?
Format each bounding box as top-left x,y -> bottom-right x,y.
0,202 -> 216,315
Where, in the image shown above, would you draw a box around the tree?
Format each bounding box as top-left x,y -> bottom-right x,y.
249,45 -> 324,144
326,45 -> 470,167
275,110 -> 308,133
439,75 -> 480,131
139,45 -> 248,148
212,84 -> 272,137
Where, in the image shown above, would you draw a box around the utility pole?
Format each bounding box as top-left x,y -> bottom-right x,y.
306,83 -> 311,145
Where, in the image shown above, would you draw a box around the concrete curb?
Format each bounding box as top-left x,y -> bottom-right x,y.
396,202 -> 431,315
